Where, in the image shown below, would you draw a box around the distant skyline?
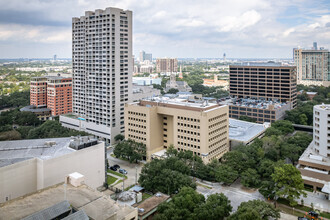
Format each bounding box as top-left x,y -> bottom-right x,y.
0,0 -> 329,59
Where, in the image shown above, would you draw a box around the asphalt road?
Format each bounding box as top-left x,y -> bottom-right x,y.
196,181 -> 264,212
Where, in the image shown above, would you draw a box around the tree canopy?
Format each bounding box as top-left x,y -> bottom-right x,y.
154,187 -> 232,220
229,200 -> 280,220
272,164 -> 307,206
113,139 -> 146,163
138,157 -> 195,194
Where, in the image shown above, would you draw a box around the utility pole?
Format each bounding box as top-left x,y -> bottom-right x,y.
135,166 -> 137,185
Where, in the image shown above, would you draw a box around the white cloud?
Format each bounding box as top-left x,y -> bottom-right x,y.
0,0 -> 329,58
217,10 -> 262,32
0,24 -> 70,43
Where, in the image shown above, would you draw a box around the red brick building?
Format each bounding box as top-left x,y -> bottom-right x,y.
30,77 -> 47,107
30,76 -> 72,116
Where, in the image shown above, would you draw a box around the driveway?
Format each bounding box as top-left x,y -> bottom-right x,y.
107,149 -> 143,190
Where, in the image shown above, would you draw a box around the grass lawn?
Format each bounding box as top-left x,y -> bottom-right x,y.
107,169 -> 128,179
142,193 -> 152,201
107,176 -> 118,185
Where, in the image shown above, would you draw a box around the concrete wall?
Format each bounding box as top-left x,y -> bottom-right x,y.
0,159 -> 37,203
0,142 -> 105,203
39,142 -> 105,189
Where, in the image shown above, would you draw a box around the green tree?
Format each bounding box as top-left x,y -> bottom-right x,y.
221,151 -> 247,173
114,134 -> 125,142
215,164 -> 239,185
272,164 -> 306,206
27,120 -> 88,139
14,111 -> 40,126
241,168 -> 261,188
265,127 -> 282,137
16,126 -> 34,139
281,143 -> 301,164
138,157 -> 195,194
299,114 -> 308,125
229,200 -> 280,220
239,115 -> 257,123
287,132 -> 312,151
113,140 -> 146,163
0,130 -> 21,141
167,88 -> 179,94
258,159 -> 276,179
154,187 -> 232,220
259,180 -> 276,200
154,187 -> 205,220
195,193 -> 232,220
271,120 -> 294,135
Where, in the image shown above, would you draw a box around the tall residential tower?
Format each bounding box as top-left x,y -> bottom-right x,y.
294,43 -> 330,86
60,7 -> 132,144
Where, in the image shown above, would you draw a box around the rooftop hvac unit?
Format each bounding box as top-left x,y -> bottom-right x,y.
68,172 -> 85,187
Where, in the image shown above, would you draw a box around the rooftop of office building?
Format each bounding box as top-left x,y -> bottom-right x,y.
20,105 -> 51,113
0,136 -> 97,168
31,76 -> 71,81
230,63 -> 295,68
133,192 -> 171,217
299,142 -> 330,168
315,103 -> 330,111
133,96 -> 224,112
0,183 -> 136,220
229,118 -> 269,143
220,98 -> 290,110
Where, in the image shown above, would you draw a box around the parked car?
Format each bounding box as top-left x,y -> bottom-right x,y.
110,166 -> 117,171
113,164 -> 120,169
119,168 -> 128,174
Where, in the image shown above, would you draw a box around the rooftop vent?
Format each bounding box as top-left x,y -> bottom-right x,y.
155,193 -> 162,197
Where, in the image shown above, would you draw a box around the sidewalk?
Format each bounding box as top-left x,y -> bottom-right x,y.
107,172 -> 124,186
298,191 -> 330,213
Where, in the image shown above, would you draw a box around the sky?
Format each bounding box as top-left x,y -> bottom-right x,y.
0,0 -> 329,59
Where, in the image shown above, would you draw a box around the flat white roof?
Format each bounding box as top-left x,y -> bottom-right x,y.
315,104 -> 330,111
0,138 -> 76,168
144,96 -> 219,109
69,172 -> 84,179
299,142 -> 330,166
229,119 -> 267,142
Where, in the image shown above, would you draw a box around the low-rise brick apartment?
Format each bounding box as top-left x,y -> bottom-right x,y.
30,76 -> 72,116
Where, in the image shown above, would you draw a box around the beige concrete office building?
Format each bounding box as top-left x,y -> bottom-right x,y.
125,97 -> 229,163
